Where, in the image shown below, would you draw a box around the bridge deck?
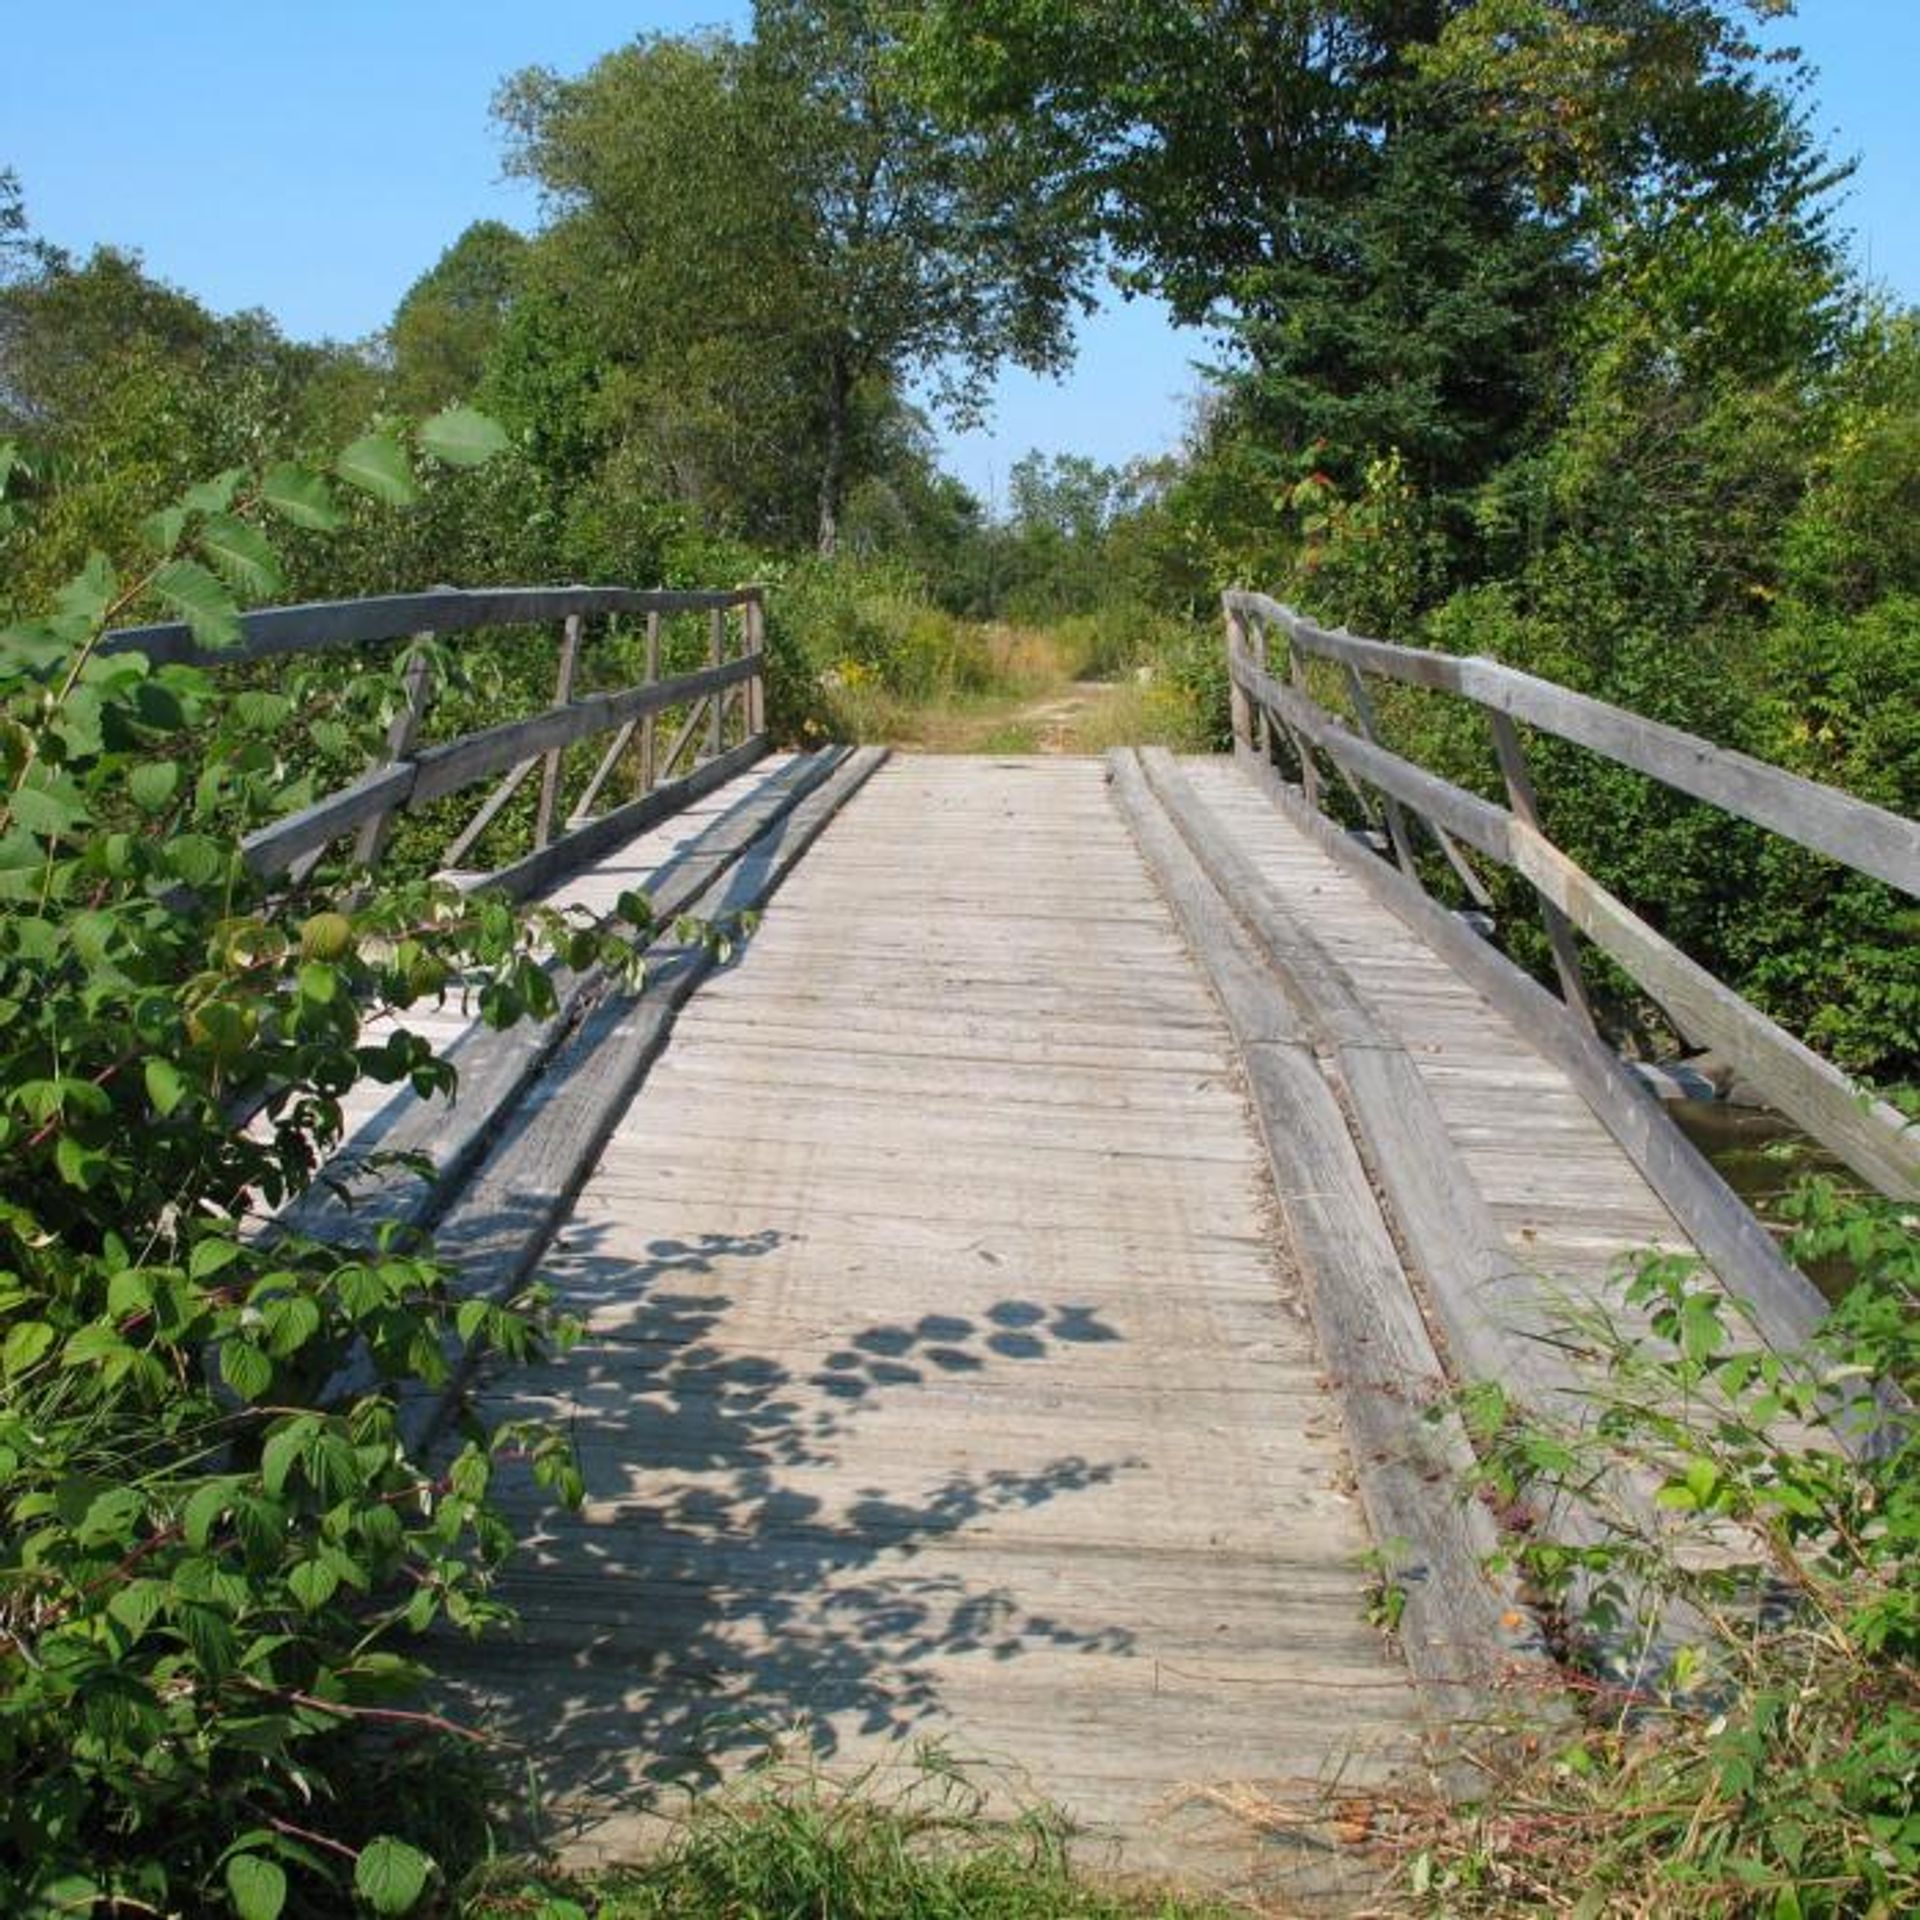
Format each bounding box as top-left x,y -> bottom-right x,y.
437,755 -> 1435,1887
397,748 -> 1723,1894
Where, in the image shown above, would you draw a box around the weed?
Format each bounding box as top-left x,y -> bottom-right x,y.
464,1753 -> 1237,1920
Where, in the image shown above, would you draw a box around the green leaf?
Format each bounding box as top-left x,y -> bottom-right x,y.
144,1057 -> 187,1116
8,773 -> 90,838
107,1577 -> 169,1644
420,405 -> 510,468
190,1235 -> 244,1281
178,1600 -> 238,1681
199,515 -> 284,600
154,559 -> 242,650
226,1854 -> 288,1920
298,961 -> 339,1005
141,503 -> 189,555
336,435 -> 418,507
181,468 -> 243,517
55,552 -> 118,626
286,1559 -> 340,1613
354,1836 -> 432,1916
55,1134 -> 106,1191
2,1320 -> 55,1376
184,1477 -> 235,1549
221,1338 -> 272,1403
261,1424 -> 306,1497
164,834 -> 226,889
260,461 -> 344,531
129,759 -> 182,815
232,689 -> 292,733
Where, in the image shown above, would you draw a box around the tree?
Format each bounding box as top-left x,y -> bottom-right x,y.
387,219 -> 529,417
497,6 -> 1092,555
912,1 -> 1837,512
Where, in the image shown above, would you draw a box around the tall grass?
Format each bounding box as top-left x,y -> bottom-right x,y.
466,1758 -> 1234,1920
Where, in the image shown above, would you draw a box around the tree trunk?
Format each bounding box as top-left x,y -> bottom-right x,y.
816,349 -> 851,557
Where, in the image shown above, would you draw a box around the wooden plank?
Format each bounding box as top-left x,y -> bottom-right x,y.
640,611 -> 661,795
441,756 -> 1426,1880
707,607 -> 726,760
1228,744 -> 1835,1364
442,755 -> 539,869
1232,655 -> 1513,863
460,737 -> 774,905
407,655 -> 755,807
1135,749 -> 1377,1048
534,612 -> 584,850
412,748 -> 890,1444
1226,590 -> 1920,899
1108,751 -> 1549,1736
240,764 -> 412,879
102,584 -> 760,670
1509,820 -> 1920,1201
1231,661 -> 1913,1200
352,643 -> 433,869
744,597 -> 766,737
570,718 -> 637,825
288,749 -> 850,1250
1489,710 -> 1595,1032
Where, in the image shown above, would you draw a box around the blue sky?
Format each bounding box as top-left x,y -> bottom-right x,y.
4,3 -> 1916,502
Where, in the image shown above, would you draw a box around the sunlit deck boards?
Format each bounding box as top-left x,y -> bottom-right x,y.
443,755 -> 1425,1886
1176,756 -> 1688,1289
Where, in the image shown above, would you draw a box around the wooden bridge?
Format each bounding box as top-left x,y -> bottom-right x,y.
114,585 -> 1920,1897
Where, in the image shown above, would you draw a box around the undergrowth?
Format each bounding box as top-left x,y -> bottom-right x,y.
467,1756 -> 1234,1920
1398,1173 -> 1920,1917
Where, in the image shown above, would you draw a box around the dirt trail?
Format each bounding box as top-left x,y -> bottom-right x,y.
898,677 -> 1134,755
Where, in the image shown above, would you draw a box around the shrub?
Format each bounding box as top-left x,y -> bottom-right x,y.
1419,1181 -> 1920,1916
0,419 -> 639,1915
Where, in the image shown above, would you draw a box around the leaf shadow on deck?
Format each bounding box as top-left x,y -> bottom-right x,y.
434,1214 -> 1146,1839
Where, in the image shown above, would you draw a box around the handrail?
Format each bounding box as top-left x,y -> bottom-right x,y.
101,583 -> 760,670
1224,591 -> 1920,898
1222,592 -> 1919,1203
111,582 -> 770,885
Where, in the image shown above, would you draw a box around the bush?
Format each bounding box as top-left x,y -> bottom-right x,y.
1418,1182 -> 1920,1916
0,421 -> 639,1915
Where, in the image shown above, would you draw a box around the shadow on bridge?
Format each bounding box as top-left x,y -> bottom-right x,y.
435,1213 -> 1146,1841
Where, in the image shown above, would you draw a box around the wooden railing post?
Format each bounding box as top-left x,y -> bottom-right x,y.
534,608 -> 584,851
707,607 -> 727,760
1488,709 -> 1596,1032
1226,602 -> 1255,753
1288,634 -> 1323,816
745,593 -> 766,737
640,611 -> 661,795
353,629 -> 435,871
1340,661 -> 1420,879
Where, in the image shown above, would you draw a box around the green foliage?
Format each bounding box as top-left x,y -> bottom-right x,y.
469,1757 -> 1233,1919
498,4 -> 1089,556
388,221 -> 530,420
0,427 -> 649,1914
1429,1183 -> 1920,1916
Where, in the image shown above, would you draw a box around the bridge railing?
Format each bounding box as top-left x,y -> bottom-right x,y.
1223,589 -> 1920,1204
104,583 -> 768,895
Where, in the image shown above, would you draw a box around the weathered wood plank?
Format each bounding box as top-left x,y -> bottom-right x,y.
534,612 -> 584,850
1509,821 -> 1920,1201
1232,653 -> 1513,862
1227,590 -> 1920,898
1488,709 -> 1596,1031
443,756 -> 1424,1886
409,655 -> 756,806
103,584 -> 762,669
286,749 -> 845,1247
1227,744 -> 1833,1361
416,748 -> 889,1333
1108,751 -> 1547,1738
